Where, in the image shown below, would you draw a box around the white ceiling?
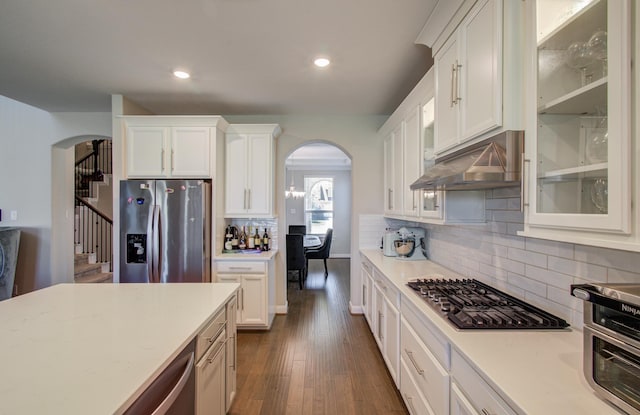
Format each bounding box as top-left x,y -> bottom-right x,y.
0,0 -> 436,115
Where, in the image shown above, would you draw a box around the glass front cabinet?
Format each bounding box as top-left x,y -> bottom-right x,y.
419,97 -> 443,219
523,0 -> 632,240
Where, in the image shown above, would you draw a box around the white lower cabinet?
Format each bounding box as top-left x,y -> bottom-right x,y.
361,260 -> 374,327
216,259 -> 275,329
400,359 -> 433,415
372,269 -> 401,386
225,295 -> 237,412
450,349 -> 517,415
195,295 -> 238,415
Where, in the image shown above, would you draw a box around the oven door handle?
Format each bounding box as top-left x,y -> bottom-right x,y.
571,284 -> 640,315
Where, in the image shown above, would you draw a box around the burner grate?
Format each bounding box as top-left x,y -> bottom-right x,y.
407,278 -> 569,330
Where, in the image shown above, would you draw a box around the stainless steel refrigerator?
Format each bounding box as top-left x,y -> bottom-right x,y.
119,179 -> 211,283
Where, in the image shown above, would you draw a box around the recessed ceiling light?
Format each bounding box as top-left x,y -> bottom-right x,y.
173,70 -> 190,79
313,57 -> 330,68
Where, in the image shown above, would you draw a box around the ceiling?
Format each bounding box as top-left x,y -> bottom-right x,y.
286,143 -> 351,168
0,0 -> 435,115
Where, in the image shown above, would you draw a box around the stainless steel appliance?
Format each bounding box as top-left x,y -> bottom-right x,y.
408,279 -> 569,330
120,180 -> 211,283
124,339 -> 195,414
572,283 -> 640,414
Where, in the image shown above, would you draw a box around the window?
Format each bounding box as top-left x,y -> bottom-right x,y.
304,177 -> 333,234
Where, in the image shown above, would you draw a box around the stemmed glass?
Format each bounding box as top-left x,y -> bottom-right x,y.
566,41 -> 595,86
587,29 -> 607,78
590,178 -> 608,214
586,105 -> 608,164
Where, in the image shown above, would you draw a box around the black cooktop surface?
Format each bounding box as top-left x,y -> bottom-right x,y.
407,278 -> 570,330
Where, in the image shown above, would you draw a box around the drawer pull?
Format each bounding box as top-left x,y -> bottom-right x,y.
404,394 -> 416,414
481,409 -> 492,415
229,267 -> 251,270
207,338 -> 226,364
405,349 -> 424,375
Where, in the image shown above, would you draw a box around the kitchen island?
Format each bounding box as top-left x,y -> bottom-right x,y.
360,249 -> 622,415
0,282 -> 239,415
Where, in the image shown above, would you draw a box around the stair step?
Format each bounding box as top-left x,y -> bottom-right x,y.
74,262 -> 104,279
74,253 -> 95,265
75,272 -> 113,284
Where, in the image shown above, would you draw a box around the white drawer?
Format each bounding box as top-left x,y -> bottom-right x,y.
216,261 -> 265,274
196,308 -> 226,362
401,316 -> 449,415
451,349 -> 517,415
373,268 -> 400,308
401,297 -> 450,370
400,359 -> 435,415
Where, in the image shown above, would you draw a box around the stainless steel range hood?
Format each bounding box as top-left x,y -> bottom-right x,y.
410,130 -> 524,191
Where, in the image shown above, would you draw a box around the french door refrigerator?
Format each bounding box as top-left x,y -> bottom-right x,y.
119,179 -> 211,283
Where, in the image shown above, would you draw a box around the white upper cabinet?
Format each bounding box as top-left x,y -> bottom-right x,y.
419,97 -> 443,220
224,124 -> 280,218
433,0 -> 524,155
521,0 -> 636,249
403,106 -> 422,217
124,116 -> 227,179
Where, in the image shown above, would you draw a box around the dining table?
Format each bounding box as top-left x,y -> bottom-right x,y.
303,235 -> 321,249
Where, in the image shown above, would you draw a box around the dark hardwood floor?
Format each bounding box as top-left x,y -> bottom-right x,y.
229,258 -> 408,415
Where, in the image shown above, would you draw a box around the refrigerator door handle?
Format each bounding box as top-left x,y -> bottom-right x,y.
152,205 -> 161,283
146,205 -> 155,283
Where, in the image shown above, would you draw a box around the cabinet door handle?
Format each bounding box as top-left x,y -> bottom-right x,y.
241,287 -> 244,311
388,188 -> 393,210
362,285 -> 366,306
243,189 -> 247,209
207,338 -> 226,364
161,149 -> 165,171
450,63 -> 457,107
405,349 -> 425,375
522,158 -> 530,210
453,60 -> 462,105
171,149 -> 175,172
378,311 -> 384,340
481,409 -> 492,415
412,191 -> 416,210
404,394 -> 416,414
247,189 -> 251,209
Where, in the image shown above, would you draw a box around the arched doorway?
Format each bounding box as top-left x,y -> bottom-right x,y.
51,135 -> 112,285
284,143 -> 352,292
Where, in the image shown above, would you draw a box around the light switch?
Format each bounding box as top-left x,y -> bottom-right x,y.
10,210 -> 17,221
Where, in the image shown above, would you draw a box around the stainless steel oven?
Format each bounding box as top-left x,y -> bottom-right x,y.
572,283 -> 640,414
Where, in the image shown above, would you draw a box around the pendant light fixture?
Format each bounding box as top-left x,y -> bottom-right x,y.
285,154 -> 305,199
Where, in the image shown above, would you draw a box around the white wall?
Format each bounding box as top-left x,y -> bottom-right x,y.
223,114 -> 385,313
285,167 -> 351,257
0,95 -> 111,293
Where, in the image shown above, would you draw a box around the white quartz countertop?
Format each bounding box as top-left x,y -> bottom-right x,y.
360,249 -> 622,415
214,249 -> 277,260
0,282 -> 239,415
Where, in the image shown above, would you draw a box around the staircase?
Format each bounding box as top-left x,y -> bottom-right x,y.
74,139 -> 113,283
74,250 -> 113,283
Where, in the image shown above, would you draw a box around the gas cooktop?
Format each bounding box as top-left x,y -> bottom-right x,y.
407,278 -> 570,330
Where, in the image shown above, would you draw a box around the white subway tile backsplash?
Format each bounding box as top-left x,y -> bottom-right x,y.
508,247 -> 547,268
507,197 -> 521,210
492,256 -> 525,275
607,268 -> 640,283
508,273 -> 547,297
574,244 -> 640,275
492,210 -> 524,223
485,198 -> 508,210
548,256 -> 607,282
492,187 -> 521,198
525,238 -> 574,259
525,265 -> 574,289
506,222 -> 524,236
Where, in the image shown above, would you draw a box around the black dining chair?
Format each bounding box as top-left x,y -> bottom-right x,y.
305,228 -> 332,279
286,234 -> 307,289
288,225 -> 307,235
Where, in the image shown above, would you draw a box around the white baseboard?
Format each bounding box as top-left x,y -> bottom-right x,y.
349,301 -> 364,315
276,302 -> 288,314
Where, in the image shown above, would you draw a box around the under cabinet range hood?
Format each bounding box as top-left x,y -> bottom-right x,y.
410,131 -> 524,191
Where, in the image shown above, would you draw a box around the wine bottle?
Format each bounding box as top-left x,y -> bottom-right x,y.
231,226 -> 239,250
254,228 -> 262,250
247,225 -> 255,249
262,228 -> 270,251
238,226 -> 247,249
224,226 -> 233,251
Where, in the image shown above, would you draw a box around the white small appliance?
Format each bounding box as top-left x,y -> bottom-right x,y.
394,227 -> 427,261
382,230 -> 400,257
